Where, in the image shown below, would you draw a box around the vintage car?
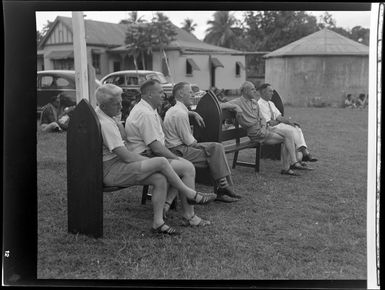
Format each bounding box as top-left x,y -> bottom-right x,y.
37,70 -> 100,115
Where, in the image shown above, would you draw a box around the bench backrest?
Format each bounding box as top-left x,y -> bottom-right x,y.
194,91 -> 247,144
67,99 -> 104,238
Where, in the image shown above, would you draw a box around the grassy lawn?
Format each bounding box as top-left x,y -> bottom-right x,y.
37,106 -> 368,279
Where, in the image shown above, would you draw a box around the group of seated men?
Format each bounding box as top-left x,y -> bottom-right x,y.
94,79 -> 317,235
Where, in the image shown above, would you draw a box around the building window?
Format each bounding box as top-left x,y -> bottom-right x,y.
186,60 -> 192,76
236,63 -> 241,77
53,59 -> 74,70
113,61 -> 121,72
92,53 -> 101,74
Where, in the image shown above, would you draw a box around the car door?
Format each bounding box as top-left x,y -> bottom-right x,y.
37,74 -> 57,111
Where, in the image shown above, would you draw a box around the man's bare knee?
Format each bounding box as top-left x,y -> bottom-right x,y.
150,173 -> 167,189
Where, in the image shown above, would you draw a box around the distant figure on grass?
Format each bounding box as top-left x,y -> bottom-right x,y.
344,94 -> 356,109
355,94 -> 368,109
40,94 -> 74,132
257,83 -> 318,164
225,81 -> 309,176
95,84 -> 216,236
163,82 -> 241,203
125,80 -> 217,228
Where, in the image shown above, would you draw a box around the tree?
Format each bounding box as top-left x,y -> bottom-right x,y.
124,12 -> 177,71
181,18 -> 197,34
120,11 -> 146,24
124,24 -> 152,70
37,20 -> 54,47
318,11 -> 336,29
204,11 -> 240,49
244,11 -> 319,51
350,26 -> 370,45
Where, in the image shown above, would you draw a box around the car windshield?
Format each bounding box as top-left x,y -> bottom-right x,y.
145,73 -> 168,84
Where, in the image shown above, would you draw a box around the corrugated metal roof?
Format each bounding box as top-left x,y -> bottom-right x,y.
44,16 -> 243,54
264,29 -> 369,58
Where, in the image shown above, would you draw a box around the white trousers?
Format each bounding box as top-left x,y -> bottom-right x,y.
271,123 -> 307,150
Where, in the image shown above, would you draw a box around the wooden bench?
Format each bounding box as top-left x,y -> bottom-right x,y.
193,90 -> 284,174
67,99 -> 150,238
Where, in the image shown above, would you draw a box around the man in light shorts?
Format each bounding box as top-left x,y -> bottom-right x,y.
125,80 -> 216,227
95,84 -> 216,235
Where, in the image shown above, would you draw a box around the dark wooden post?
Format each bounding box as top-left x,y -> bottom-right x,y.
67,99 -> 104,238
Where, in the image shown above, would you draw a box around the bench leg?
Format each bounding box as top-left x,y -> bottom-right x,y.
255,144 -> 261,172
170,197 -> 177,210
232,151 -> 239,169
141,185 -> 149,205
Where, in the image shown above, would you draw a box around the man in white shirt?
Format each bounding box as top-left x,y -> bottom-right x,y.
125,80 -> 216,227
225,81 -> 308,176
95,84 -> 216,235
257,83 -> 317,164
163,82 -> 241,203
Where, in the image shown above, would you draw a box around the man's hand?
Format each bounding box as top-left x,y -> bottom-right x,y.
293,122 -> 301,128
189,111 -> 205,128
268,120 -> 280,127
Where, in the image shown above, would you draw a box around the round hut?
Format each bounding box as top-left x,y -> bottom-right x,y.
264,29 -> 369,107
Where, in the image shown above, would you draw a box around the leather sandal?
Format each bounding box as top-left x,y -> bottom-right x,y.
281,169 -> 300,176
290,161 -> 313,170
151,223 -> 180,236
187,192 -> 217,205
183,214 -> 211,227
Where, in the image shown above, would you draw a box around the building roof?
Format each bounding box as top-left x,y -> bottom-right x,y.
40,16 -> 244,54
264,29 -> 369,58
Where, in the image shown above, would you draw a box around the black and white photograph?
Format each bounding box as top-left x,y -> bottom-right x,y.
3,1 -> 381,288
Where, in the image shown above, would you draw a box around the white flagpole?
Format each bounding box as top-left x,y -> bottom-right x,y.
72,12 -> 89,104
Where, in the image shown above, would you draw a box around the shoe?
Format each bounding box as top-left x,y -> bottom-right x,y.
215,193 -> 238,203
217,187 -> 242,199
151,223 -> 180,236
280,169 -> 300,176
302,154 -> 318,162
183,214 -> 211,227
187,191 -> 217,205
290,162 -> 313,171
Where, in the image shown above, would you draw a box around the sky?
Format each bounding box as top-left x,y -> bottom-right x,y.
35,10 -> 371,41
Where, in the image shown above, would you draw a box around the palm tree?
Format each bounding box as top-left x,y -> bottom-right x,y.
120,11 -> 146,24
181,18 -> 197,34
204,11 -> 239,48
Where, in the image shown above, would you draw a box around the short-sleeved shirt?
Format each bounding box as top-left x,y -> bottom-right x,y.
257,98 -> 282,122
95,106 -> 126,162
227,95 -> 265,129
125,99 -> 165,154
163,101 -> 196,148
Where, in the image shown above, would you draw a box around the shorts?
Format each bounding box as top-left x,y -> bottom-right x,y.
103,157 -> 149,187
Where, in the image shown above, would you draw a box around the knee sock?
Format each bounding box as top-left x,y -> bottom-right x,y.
217,177 -> 228,189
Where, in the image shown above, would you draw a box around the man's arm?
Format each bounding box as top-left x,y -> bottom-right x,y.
275,115 -> 297,127
188,111 -> 205,128
149,140 -> 180,159
113,146 -> 148,163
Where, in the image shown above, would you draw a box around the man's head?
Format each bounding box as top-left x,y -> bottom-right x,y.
259,83 -> 274,101
140,79 -> 164,109
240,81 -> 259,100
50,94 -> 61,108
95,84 -> 123,118
173,82 -> 193,107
